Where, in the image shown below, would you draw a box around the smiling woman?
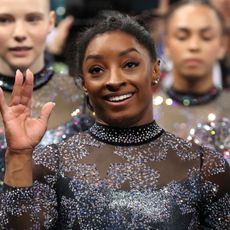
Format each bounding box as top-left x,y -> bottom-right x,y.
0,10 -> 229,230
81,31 -> 159,127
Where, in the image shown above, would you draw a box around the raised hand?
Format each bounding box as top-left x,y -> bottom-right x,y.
0,69 -> 55,152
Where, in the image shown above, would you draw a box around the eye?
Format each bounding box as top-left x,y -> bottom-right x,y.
175,31 -> 189,41
123,61 -> 139,69
0,16 -> 13,24
176,34 -> 188,41
88,66 -> 104,75
26,15 -> 43,23
201,34 -> 214,41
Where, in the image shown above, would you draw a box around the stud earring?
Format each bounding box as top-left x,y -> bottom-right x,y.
152,79 -> 159,85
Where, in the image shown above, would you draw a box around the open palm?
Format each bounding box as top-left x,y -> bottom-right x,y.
0,70 -> 55,151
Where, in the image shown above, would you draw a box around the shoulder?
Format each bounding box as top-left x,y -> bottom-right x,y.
159,130 -> 203,160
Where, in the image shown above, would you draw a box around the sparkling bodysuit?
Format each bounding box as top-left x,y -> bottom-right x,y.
0,121 -> 229,229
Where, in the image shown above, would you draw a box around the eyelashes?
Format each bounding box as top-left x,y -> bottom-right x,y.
88,61 -> 140,75
88,66 -> 104,74
123,61 -> 140,69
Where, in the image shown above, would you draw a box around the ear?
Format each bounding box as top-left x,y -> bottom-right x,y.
152,59 -> 161,83
81,78 -> 88,94
48,11 -> 56,33
217,35 -> 228,60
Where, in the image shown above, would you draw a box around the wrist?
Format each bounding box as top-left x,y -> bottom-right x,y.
4,148 -> 33,187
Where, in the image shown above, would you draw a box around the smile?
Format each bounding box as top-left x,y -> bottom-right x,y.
107,93 -> 133,102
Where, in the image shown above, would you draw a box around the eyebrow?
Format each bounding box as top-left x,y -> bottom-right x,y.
119,48 -> 140,56
26,12 -> 44,17
176,26 -> 214,33
0,13 -> 12,17
0,12 -> 45,18
85,47 -> 140,62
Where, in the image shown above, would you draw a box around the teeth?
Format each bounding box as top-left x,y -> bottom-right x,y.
108,93 -> 132,102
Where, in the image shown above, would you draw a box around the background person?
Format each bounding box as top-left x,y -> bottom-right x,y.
153,0 -> 230,141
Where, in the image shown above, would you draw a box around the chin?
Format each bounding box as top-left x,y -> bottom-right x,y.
182,72 -> 206,81
10,63 -> 32,71
100,114 -> 142,128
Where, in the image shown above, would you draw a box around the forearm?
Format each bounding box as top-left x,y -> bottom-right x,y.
4,149 -> 33,187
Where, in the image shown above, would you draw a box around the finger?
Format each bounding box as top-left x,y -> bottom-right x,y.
10,70 -> 24,106
0,87 -> 9,115
59,16 -> 74,36
20,69 -> 34,107
39,102 -> 55,124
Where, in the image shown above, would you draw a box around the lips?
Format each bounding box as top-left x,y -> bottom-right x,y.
8,47 -> 32,56
9,47 -> 32,51
184,58 -> 203,66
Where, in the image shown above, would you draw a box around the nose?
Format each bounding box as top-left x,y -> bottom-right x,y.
106,68 -> 126,91
188,35 -> 201,52
13,21 -> 27,42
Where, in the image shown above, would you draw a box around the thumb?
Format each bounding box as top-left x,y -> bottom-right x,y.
39,102 -> 55,124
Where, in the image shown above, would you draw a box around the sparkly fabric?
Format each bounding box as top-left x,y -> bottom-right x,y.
153,88 -> 230,164
89,121 -> 163,145
0,71 -> 94,191
0,67 -> 54,91
0,122 -> 229,229
190,117 -> 230,165
166,86 -> 221,106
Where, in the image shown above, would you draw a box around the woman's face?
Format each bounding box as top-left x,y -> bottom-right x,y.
82,31 -> 159,127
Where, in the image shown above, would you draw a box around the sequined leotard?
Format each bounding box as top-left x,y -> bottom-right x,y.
0,121 -> 229,229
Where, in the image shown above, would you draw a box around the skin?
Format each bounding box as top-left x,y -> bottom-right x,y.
164,4 -> 226,93
82,31 -> 160,127
0,0 -> 55,76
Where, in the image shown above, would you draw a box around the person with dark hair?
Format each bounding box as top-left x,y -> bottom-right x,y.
153,0 -> 230,142
0,0 -> 93,191
0,10 -> 229,229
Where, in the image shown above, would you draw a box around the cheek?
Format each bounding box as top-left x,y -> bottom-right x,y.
0,29 -> 11,49
29,27 -> 48,46
204,42 -> 222,54
137,77 -> 152,96
202,42 -> 223,62
84,81 -> 102,99
167,42 -> 185,59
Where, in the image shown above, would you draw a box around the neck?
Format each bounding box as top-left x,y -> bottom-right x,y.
172,71 -> 213,94
0,53 -> 45,76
